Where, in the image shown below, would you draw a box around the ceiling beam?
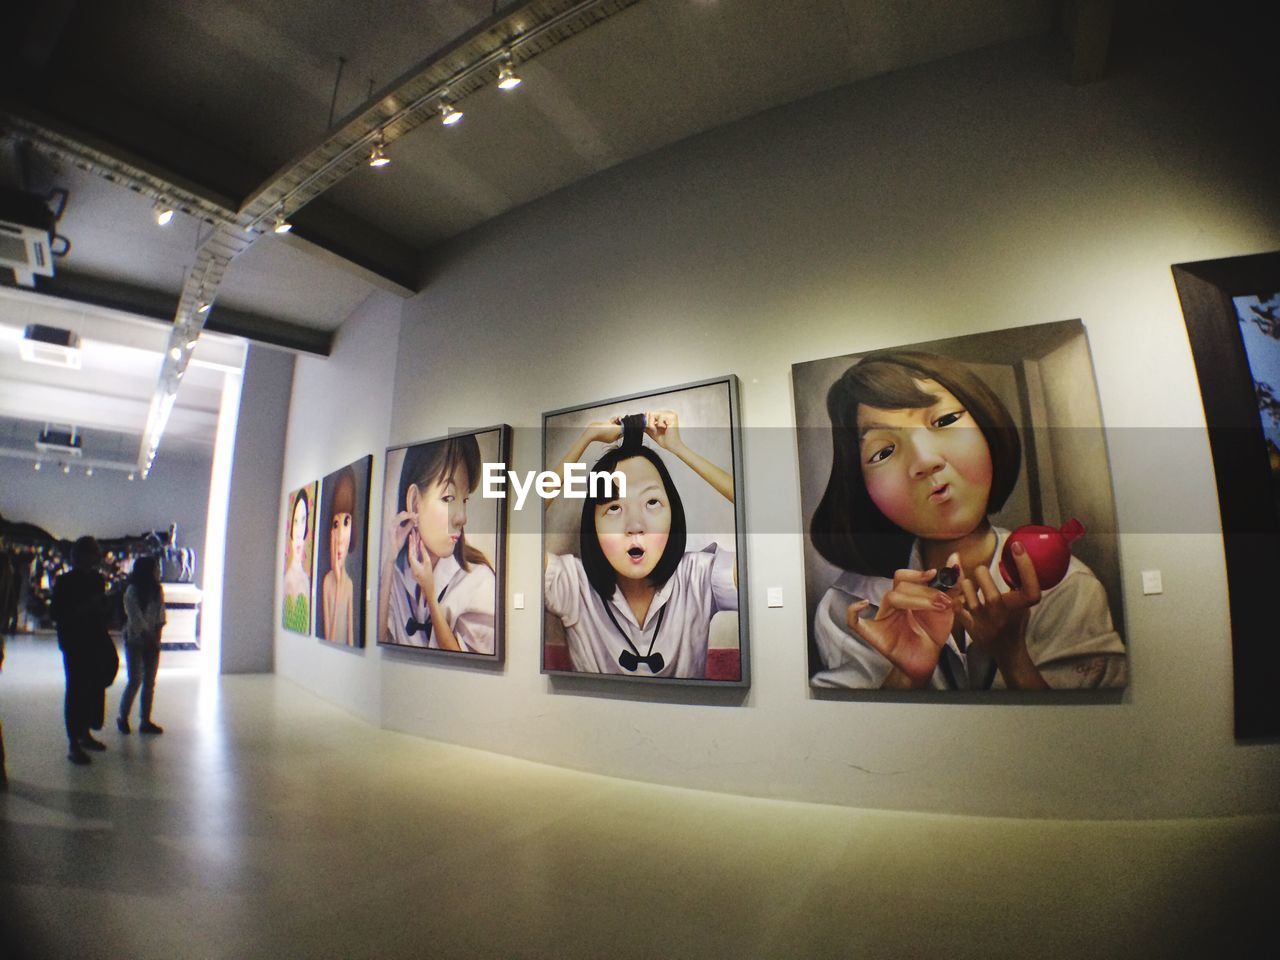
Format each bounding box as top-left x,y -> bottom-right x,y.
0,270 -> 332,356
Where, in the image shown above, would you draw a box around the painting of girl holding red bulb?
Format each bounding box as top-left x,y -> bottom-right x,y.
794,320 -> 1127,691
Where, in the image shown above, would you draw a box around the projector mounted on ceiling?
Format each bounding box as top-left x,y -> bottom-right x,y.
0,187 -> 58,288
35,425 -> 83,458
19,324 -> 82,369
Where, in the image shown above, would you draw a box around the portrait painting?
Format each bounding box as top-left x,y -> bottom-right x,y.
1174,250 -> 1280,738
376,427 -> 508,661
542,376 -> 749,686
282,480 -> 318,635
793,319 -> 1127,692
315,455 -> 373,647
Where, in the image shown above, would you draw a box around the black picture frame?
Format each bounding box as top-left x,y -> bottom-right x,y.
541,375 -> 750,687
1173,250 -> 1280,740
375,426 -> 510,663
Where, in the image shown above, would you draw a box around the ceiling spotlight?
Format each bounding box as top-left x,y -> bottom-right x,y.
128,472 -> 136,481
368,133 -> 391,168
34,461 -> 41,471
154,202 -> 175,226
62,463 -> 71,474
273,209 -> 293,234
197,300 -> 212,314
169,347 -> 182,361
185,338 -> 198,350
85,467 -> 94,477
497,55 -> 522,90
439,99 -> 463,126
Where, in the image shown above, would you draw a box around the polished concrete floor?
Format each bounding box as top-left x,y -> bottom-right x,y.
1,633 -> 1276,959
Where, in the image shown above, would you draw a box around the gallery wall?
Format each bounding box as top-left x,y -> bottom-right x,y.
0,452 -> 211,573
276,36 -> 1280,818
220,343 -> 295,674
275,291 -> 401,720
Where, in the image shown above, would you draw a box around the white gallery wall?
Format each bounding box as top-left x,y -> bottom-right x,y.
276,37 -> 1280,818
275,291 -> 401,721
220,343 -> 295,674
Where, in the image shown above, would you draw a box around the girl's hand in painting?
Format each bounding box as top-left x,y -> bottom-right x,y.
581,420 -> 622,447
644,409 -> 684,453
404,528 -> 436,597
846,566 -> 956,688
956,541 -> 1048,689
383,510 -> 416,567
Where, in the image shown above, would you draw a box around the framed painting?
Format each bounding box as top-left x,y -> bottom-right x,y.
282,480 -> 318,634
542,376 -> 749,686
315,455 -> 373,648
1173,250 -> 1280,739
376,426 -> 509,662
793,319 -> 1127,693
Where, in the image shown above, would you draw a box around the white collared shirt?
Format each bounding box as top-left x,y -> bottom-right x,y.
386,553 -> 496,654
545,544 -> 737,678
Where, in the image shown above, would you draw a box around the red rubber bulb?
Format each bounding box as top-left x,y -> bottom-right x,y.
998,519 -> 1084,591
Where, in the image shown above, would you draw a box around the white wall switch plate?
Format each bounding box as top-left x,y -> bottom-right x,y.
513,592 -> 525,609
767,587 -> 784,608
1140,570 -> 1163,596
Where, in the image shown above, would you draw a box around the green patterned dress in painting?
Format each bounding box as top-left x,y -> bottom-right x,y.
283,592 -> 309,633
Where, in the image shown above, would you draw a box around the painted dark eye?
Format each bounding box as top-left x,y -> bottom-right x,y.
867,443 -> 894,464
645,497 -> 663,509
442,495 -> 455,504
602,503 -> 621,516
934,410 -> 965,428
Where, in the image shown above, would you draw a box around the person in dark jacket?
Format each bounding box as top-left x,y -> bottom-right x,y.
50,536 -> 116,765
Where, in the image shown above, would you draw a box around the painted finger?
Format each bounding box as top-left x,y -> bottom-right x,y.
882,588 -> 948,614
1009,540 -> 1042,606
960,576 -> 981,611
972,564 -> 1003,606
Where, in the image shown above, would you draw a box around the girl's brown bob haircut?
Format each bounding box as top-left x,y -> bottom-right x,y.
810,349 -> 1021,576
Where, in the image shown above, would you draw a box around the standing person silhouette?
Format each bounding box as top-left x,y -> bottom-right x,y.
50,536 -> 117,764
117,556 -> 166,734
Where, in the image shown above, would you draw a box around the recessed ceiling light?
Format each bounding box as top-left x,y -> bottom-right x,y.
155,202 -> 175,226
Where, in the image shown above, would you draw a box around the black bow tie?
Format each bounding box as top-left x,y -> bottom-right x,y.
405,616 -> 431,638
618,650 -> 665,673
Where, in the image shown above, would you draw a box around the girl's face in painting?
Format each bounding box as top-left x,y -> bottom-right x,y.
856,379 -> 994,542
593,456 -> 672,582
290,497 -> 308,557
330,512 -> 352,569
409,468 -> 470,560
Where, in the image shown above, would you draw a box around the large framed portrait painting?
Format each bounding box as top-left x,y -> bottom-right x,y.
542,376 -> 749,686
282,481 -> 318,635
1174,250 -> 1280,739
315,455 -> 373,648
376,427 -> 509,662
793,320 -> 1127,694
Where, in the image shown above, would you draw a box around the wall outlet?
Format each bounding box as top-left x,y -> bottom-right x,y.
767,587 -> 784,608
513,592 -> 525,609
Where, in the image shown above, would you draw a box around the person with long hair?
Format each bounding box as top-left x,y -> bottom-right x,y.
283,488 -> 312,633
809,349 -> 1126,690
378,436 -> 495,652
321,467 -> 357,645
117,555 -> 166,734
51,536 -> 117,763
545,410 -> 737,679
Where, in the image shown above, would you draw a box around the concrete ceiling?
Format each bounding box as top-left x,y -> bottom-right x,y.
0,0 -> 1133,471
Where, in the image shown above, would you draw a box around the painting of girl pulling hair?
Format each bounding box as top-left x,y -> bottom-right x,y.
282,481 -> 317,634
316,455 -> 373,647
377,427 -> 509,660
542,377 -> 749,685
793,320 -> 1127,692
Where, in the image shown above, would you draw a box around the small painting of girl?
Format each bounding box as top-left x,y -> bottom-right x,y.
542,378 -> 747,684
794,321 -> 1127,691
282,482 -> 317,634
377,428 -> 508,658
317,456 -> 372,647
